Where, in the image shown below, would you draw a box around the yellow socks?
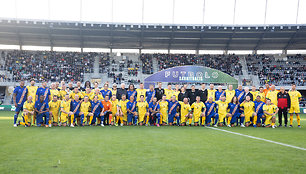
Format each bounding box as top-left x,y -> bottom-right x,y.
297,115 -> 301,125
202,117 -> 206,125
253,116 -> 257,125
227,117 -> 232,125
71,114 -> 74,124
290,115 -> 293,125
188,118 -> 192,125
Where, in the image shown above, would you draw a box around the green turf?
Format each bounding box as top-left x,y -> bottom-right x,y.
0,111 -> 305,174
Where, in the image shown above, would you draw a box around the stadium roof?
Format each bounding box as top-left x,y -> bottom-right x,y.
0,19 -> 306,51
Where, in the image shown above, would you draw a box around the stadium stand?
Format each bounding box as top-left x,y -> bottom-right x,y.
155,54 -> 242,76
246,54 -> 306,86
3,50 -> 94,82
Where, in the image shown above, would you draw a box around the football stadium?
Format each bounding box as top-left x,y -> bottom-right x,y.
0,0 -> 306,173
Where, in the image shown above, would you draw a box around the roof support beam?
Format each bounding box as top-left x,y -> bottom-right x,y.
225,31 -> 236,50
283,30 -> 298,50
254,29 -> 268,50
168,29 -> 174,50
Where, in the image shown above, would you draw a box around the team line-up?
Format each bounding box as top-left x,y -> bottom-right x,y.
12,80 -> 302,128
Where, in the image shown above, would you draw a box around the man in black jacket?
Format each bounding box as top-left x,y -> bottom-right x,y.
196,83 -> 207,102
277,87 -> 291,127
178,86 -> 188,102
188,85 -> 197,104
116,83 -> 127,100
155,82 -> 164,101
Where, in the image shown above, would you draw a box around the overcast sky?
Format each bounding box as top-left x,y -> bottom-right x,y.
0,0 -> 305,25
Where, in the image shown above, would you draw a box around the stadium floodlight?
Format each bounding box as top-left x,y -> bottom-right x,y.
208,26 -> 211,29
224,27 -> 227,30
169,26 -> 172,29
8,20 -> 11,23
255,26 -> 258,30
248,27 -> 251,30
138,25 -> 141,28
107,24 -> 109,27
115,24 -> 118,27
240,26 -> 243,30
288,26 -> 291,29
162,25 -> 165,29
16,20 -> 20,24
297,26 -> 300,30
280,26 -> 283,30
83,23 -> 86,27
154,25 -> 157,28
123,25 -> 126,28
75,23 -> 78,26
42,22 -> 45,25
146,25 -> 149,28
91,24 -> 94,27
131,25 -> 133,28
232,27 -> 235,30
177,26 -> 180,29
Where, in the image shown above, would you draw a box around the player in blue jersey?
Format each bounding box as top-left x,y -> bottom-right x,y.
13,80 -> 28,127
90,95 -> 105,126
149,97 -> 161,127
205,97 -> 219,127
70,94 -> 84,127
254,95 -> 266,127
167,95 -> 180,126
235,85 -> 245,104
36,81 -> 51,103
127,84 -> 137,101
100,83 -> 112,98
227,96 -> 244,127
146,84 -> 156,104
215,86 -> 226,101
34,95 -> 50,127
126,95 -> 138,125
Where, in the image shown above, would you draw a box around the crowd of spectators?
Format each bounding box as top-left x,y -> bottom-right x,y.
4,50 -> 94,82
140,54 -> 153,74
246,54 -> 306,86
99,53 -> 111,73
155,54 -> 242,76
107,72 -> 123,84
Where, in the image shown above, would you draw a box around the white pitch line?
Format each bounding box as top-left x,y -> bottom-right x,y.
207,127 -> 306,151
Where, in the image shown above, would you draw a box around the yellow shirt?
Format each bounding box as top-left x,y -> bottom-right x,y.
118,100 -> 129,113
216,100 -> 228,115
179,101 -> 191,117
49,100 -> 61,114
164,89 -> 174,100
173,90 -> 180,100
240,101 -> 255,116
50,89 -> 60,99
111,89 -> 117,97
59,90 -> 67,100
250,91 -> 258,101
23,101 -> 35,111
257,92 -> 266,103
69,92 -> 84,100
207,89 -> 216,101
82,92 -> 94,99
80,101 -> 91,113
61,99 -> 71,113
110,99 -> 119,114
27,86 -> 38,101
266,90 -> 279,106
136,89 -> 147,101
191,102 -> 205,116
288,90 -> 302,105
263,104 -> 278,116
159,101 -> 168,115
225,89 -> 235,103
90,93 -> 104,101
137,101 -> 149,114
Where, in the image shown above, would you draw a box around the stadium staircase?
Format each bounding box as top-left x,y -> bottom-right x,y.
152,57 -> 158,73
238,56 -> 260,87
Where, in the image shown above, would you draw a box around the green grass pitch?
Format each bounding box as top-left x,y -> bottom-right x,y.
0,111 -> 305,174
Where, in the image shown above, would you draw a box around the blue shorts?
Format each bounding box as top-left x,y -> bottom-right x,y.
231,113 -> 241,124
36,112 -> 49,124
168,113 -> 177,123
74,111 -> 80,117
257,113 -> 264,123
127,113 -> 134,123
15,104 -> 23,112
91,113 -> 100,124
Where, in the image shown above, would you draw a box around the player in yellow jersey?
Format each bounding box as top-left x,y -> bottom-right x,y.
80,96 -> 93,126
136,83 -> 147,102
137,95 -> 149,126
27,79 -> 38,124
266,85 -> 278,106
118,94 -> 129,126
179,97 -> 192,126
288,83 -> 302,127
60,94 -> 73,127
173,84 -> 180,100
82,87 -> 93,100
225,85 -> 235,103
90,88 -> 104,101
111,83 -> 117,98
50,83 -> 60,101
263,98 -> 279,128
110,95 -> 119,126
18,96 -> 35,127
215,96 -> 229,126
69,87 -> 84,100
250,86 -> 258,101
164,84 -> 174,100
240,96 -> 257,127
257,87 -> 266,102
48,95 -> 61,127
191,96 -> 206,126
207,84 -> 216,101
159,95 -> 169,125
59,84 -> 67,100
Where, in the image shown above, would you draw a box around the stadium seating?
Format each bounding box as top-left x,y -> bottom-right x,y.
246,54 -> 306,86
154,54 -> 243,76
3,50 -> 94,82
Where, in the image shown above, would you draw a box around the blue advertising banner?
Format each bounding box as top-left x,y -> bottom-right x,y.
144,66 -> 238,88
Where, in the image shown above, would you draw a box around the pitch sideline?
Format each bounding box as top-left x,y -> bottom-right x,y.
207,127 -> 306,151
